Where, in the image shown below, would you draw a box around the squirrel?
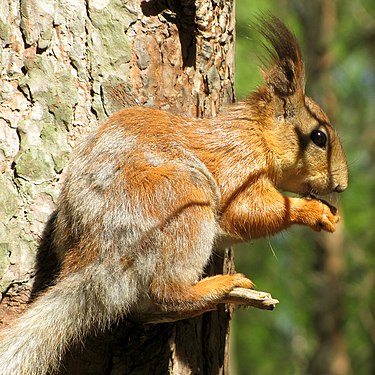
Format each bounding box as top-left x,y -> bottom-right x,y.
0,16 -> 348,375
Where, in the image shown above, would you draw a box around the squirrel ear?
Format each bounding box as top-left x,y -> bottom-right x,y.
258,16 -> 305,97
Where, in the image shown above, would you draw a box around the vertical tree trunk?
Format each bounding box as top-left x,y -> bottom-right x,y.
293,2 -> 351,375
0,0 -> 236,373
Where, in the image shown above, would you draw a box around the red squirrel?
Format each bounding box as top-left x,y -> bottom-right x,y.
0,17 -> 348,374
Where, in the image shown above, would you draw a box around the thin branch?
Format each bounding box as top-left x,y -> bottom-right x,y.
225,287 -> 279,310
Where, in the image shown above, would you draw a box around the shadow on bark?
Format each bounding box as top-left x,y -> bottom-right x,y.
30,211 -> 60,300
141,0 -> 197,68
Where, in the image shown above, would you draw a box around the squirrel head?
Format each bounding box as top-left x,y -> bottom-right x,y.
254,16 -> 348,196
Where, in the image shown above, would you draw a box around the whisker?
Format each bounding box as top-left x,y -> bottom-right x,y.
267,235 -> 278,260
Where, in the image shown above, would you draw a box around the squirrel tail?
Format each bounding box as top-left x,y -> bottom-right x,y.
0,266 -> 135,375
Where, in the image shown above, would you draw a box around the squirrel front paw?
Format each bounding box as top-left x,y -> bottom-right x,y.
304,198 -> 339,232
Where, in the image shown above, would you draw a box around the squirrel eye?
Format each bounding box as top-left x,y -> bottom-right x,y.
311,129 -> 327,148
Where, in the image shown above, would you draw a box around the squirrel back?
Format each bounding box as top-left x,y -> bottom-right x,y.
0,17 -> 347,375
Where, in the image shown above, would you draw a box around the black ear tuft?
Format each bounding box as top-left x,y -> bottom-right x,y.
258,16 -> 305,96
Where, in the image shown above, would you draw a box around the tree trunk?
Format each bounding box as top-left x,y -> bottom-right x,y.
0,0 -> 236,373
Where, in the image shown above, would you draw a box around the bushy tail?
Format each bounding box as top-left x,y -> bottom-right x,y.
0,269 -> 126,375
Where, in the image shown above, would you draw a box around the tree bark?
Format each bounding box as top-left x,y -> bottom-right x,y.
0,0 -> 236,373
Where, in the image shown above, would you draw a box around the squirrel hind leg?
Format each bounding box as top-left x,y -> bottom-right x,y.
134,195 -> 253,322
120,201 -> 231,323
138,273 -> 254,323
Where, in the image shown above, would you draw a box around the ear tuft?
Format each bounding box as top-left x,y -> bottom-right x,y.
257,16 -> 305,97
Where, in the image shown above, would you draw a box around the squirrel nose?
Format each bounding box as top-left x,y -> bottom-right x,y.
334,184 -> 347,193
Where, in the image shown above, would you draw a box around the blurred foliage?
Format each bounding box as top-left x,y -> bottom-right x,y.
232,1 -> 375,374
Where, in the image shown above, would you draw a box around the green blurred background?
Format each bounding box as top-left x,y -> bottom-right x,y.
232,1 -> 375,374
